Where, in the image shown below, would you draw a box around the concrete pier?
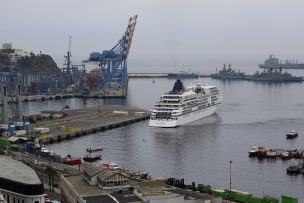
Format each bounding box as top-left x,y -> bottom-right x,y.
31,105 -> 149,144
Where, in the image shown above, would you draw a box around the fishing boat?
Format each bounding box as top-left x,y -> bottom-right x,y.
83,154 -> 102,162
101,162 -> 120,170
287,165 -> 300,174
86,146 -> 104,153
248,146 -> 258,157
266,149 -> 277,158
281,151 -> 292,160
63,154 -> 81,165
286,130 -> 298,139
257,146 -> 267,158
131,170 -> 149,180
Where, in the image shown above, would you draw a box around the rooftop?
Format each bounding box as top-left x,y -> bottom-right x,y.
83,191 -> 143,203
83,163 -> 108,178
0,155 -> 41,185
64,175 -> 105,196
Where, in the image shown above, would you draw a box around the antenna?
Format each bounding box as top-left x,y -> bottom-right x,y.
64,36 -> 72,73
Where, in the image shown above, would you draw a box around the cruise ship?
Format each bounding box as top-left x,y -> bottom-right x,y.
149,80 -> 222,128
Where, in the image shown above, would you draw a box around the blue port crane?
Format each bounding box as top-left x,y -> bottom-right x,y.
88,15 -> 138,94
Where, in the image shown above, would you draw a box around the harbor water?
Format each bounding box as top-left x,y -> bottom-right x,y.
24,78 -> 304,200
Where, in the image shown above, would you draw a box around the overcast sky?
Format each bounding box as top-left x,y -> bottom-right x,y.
1,0 -> 304,72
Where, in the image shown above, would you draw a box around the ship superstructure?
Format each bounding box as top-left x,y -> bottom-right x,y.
259,55 -> 304,69
211,64 -> 245,80
149,80 -> 222,128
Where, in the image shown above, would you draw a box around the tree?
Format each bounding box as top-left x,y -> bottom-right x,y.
44,166 -> 58,192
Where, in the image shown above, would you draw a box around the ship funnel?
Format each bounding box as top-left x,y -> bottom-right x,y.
172,80 -> 184,92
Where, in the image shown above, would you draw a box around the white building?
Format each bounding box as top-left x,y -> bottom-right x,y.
8,49 -> 30,63
0,156 -> 46,203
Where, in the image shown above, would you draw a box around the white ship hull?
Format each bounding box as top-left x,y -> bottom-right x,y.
149,105 -> 217,128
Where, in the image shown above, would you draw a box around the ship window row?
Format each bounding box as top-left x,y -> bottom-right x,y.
155,109 -> 176,112
154,117 -> 176,120
162,96 -> 180,99
159,100 -> 180,103
155,105 -> 180,108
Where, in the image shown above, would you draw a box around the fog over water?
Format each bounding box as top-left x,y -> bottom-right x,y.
2,0 -> 304,73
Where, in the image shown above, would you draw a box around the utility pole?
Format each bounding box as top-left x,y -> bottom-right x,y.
229,160 -> 232,202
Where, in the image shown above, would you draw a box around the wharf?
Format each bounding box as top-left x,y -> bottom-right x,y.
31,105 -> 149,144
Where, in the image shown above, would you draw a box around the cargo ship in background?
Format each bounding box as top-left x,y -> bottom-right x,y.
149,80 -> 222,127
259,55 -> 304,69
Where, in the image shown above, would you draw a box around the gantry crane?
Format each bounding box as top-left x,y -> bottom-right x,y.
88,15 -> 138,97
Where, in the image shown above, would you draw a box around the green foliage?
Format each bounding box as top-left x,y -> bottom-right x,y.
44,165 -> 58,176
263,196 -> 279,203
15,54 -> 59,72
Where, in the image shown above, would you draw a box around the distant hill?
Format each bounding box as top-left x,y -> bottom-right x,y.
14,54 -> 59,73
0,51 -> 59,73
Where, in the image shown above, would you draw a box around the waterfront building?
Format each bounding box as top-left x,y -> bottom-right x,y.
60,164 -> 139,203
0,156 -> 45,203
61,164 -> 219,203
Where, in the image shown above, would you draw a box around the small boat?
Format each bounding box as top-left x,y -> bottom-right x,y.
281,151 -> 292,160
257,146 -> 267,158
248,146 -> 258,157
64,154 -> 81,165
287,165 -> 299,174
266,149 -> 277,158
286,130 -> 298,139
86,146 -> 103,153
39,146 -> 50,155
83,154 -> 102,162
101,162 -> 120,170
131,170 -> 149,180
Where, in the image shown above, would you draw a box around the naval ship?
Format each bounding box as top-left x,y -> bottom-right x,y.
211,64 -> 245,80
244,69 -> 303,82
259,55 -> 304,69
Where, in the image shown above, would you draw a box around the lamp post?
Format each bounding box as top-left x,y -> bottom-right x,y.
229,160 -> 232,202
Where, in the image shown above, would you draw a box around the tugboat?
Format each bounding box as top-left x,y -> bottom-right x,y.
248,146 -> 258,157
286,130 -> 298,139
83,154 -> 102,162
